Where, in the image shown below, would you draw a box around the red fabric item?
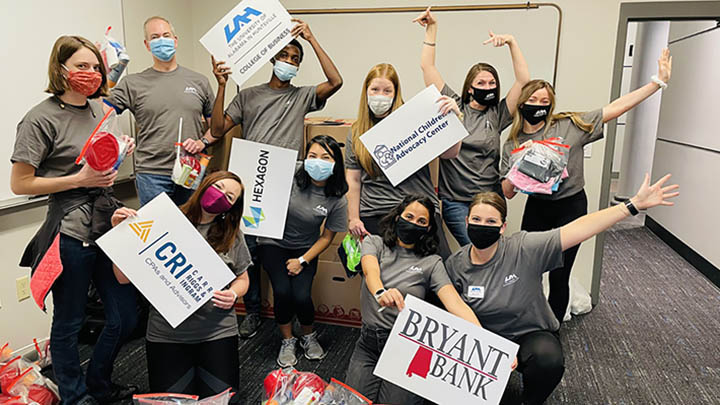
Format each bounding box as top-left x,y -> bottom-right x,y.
85,132 -> 119,171
405,346 -> 433,379
30,234 -> 63,311
28,384 -> 60,405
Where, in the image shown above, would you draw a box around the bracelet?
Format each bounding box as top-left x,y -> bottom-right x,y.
650,75 -> 668,90
456,112 -> 465,122
423,41 -> 436,47
374,288 -> 387,303
624,200 -> 640,216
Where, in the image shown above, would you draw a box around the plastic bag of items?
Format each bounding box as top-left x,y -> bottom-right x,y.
76,108 -> 130,172
507,138 -> 570,195
171,117 -> 212,190
337,234 -> 363,278
0,355 -> 60,405
133,388 -> 233,405
99,26 -> 130,87
263,368 -> 327,405
316,379 -> 371,405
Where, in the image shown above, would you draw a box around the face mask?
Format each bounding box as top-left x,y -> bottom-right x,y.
149,37 -> 176,62
396,217 -> 429,245
367,95 -> 393,116
273,60 -> 298,82
470,86 -> 499,107
63,65 -> 102,97
520,104 -> 551,125
467,224 -> 502,249
200,185 -> 233,214
304,158 -> 335,181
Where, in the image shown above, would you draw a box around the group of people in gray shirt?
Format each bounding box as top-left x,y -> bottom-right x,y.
11,7 -> 675,405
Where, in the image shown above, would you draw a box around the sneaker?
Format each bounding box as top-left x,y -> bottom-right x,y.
277,337 -> 298,367
239,313 -> 261,338
93,383 -> 139,404
300,331 -> 326,360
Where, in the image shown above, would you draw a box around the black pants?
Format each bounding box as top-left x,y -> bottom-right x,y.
521,190 -> 587,322
146,336 -> 239,403
259,245 -> 318,325
361,211 -> 451,260
509,330 -> 565,405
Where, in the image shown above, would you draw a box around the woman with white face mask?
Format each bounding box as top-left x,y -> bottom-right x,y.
345,63 -> 461,259
257,135 -> 349,367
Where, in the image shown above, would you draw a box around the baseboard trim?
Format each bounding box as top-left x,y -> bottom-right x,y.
646,216 -> 720,289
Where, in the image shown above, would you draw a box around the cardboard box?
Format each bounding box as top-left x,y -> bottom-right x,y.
304,119 -> 353,158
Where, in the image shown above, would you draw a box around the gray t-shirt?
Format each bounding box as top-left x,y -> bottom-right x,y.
146,223 -> 252,343
444,230 -> 563,341
11,96 -> 102,243
439,85 -> 513,202
500,109 -> 604,200
345,132 -> 439,217
258,181 -> 348,249
360,235 -> 451,330
225,83 -> 325,156
106,66 -> 214,175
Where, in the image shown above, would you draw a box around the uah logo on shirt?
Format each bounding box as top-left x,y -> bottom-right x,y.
184,86 -> 199,95
313,205 -> 328,216
242,206 -> 266,229
407,265 -> 423,274
468,285 -> 485,299
374,144 -> 397,169
129,220 -> 154,243
503,274 -> 519,287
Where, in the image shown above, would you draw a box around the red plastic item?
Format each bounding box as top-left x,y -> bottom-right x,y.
85,131 -> 120,171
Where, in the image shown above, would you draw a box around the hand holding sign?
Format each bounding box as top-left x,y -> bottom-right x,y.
211,55 -> 231,87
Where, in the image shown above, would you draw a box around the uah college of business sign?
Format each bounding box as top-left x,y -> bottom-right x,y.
96,193 -> 236,328
360,85 -> 469,186
374,295 -> 519,405
228,138 -> 297,239
199,0 -> 293,87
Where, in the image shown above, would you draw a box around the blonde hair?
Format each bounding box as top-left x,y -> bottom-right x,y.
507,79 -> 594,148
469,192 -> 507,223
45,35 -> 108,98
143,16 -> 176,40
351,63 -> 404,177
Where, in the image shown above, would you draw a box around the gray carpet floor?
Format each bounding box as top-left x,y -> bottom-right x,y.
79,219 -> 720,404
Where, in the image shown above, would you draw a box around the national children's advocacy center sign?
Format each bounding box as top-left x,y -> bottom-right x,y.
96,193 -> 236,328
360,85 -> 469,186
374,295 -> 519,405
200,0 -> 293,87
228,139 -> 297,239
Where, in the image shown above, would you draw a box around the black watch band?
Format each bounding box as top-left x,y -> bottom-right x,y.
624,200 -> 639,216
201,138 -> 211,151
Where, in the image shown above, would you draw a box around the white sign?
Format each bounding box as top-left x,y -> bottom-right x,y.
228,139 -> 297,238
96,193 -> 236,328
360,85 -> 469,186
373,295 -> 519,405
199,0 -> 293,87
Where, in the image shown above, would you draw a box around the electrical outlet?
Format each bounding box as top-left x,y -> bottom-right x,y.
16,276 -> 30,302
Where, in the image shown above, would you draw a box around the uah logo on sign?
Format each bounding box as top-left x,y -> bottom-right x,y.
224,7 -> 262,43
242,206 -> 266,229
129,220 -> 154,243
374,144 -> 397,169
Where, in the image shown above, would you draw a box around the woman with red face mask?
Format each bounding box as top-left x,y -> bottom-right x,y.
10,36 -> 137,405
112,171 -> 251,404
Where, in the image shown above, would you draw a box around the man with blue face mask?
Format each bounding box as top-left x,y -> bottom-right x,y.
105,16 -> 215,207
204,18 -> 343,339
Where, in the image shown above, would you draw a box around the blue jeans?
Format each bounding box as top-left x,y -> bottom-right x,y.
243,235 -> 262,314
441,199 -> 471,246
52,235 -> 137,404
135,172 -> 194,207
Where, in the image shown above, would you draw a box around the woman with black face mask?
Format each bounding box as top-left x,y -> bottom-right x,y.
445,174 -> 679,404
413,6 -> 530,247
500,48 -> 672,324
345,195 -> 481,405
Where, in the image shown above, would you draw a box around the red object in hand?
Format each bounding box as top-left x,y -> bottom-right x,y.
85,132 -> 119,171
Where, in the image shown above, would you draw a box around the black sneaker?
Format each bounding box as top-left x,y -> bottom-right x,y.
239,313 -> 261,338
93,383 -> 139,404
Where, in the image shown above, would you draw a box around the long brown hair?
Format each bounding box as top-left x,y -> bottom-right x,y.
507,79 -> 594,148
180,171 -> 244,254
46,35 -> 108,99
351,63 -> 404,177
461,63 -> 500,105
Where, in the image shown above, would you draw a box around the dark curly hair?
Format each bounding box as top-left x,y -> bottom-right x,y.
379,195 -> 438,257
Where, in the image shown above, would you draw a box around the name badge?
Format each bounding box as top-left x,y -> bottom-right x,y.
468,285 -> 485,299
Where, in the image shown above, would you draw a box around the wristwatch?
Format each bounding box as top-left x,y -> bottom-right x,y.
298,256 -> 308,267
200,137 -> 211,152
374,288 -> 387,303
624,200 -> 640,216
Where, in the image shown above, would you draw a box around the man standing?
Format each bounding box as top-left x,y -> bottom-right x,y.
106,16 -> 215,206
204,19 -> 343,339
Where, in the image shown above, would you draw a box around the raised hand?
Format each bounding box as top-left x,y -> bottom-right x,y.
412,6 -> 437,28
482,30 -> 515,47
631,173 -> 679,210
657,48 -> 672,83
291,18 -> 314,41
211,55 -> 231,86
